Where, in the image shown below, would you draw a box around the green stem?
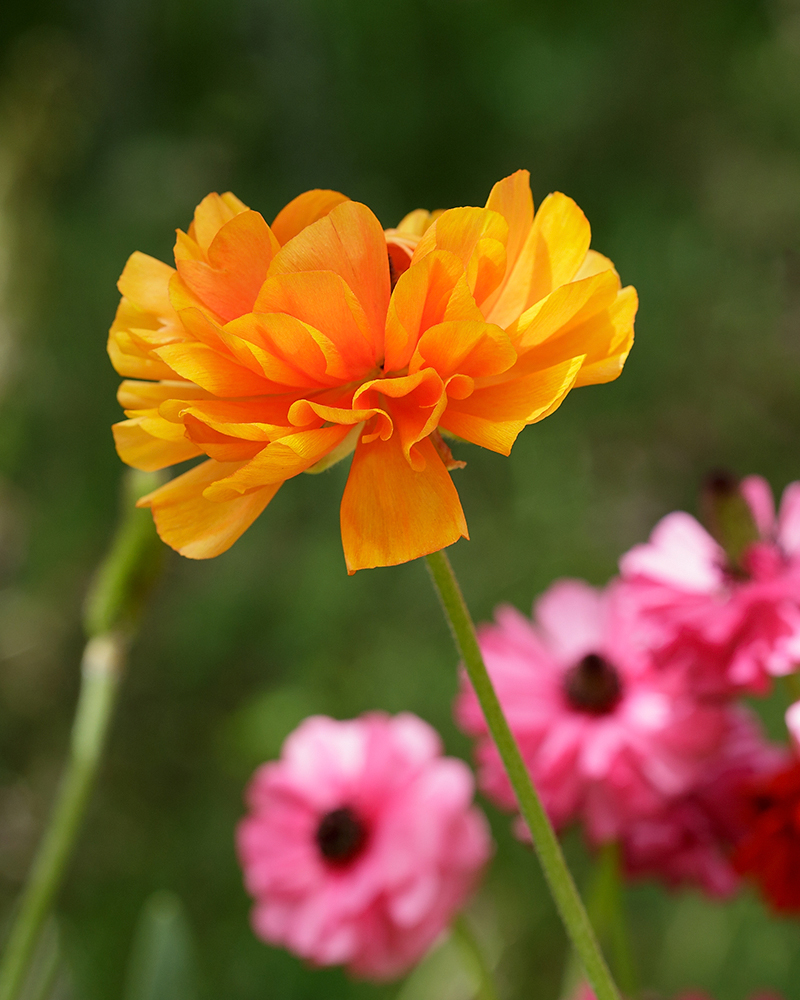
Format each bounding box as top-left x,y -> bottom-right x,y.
425,549 -> 621,1000
0,634 -> 125,1000
587,844 -> 637,999
451,914 -> 499,1000
0,469 -> 164,1000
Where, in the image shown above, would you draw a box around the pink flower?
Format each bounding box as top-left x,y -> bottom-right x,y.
619,707 -> 787,897
236,712 -> 492,981
619,476 -> 800,694
455,580 -> 729,844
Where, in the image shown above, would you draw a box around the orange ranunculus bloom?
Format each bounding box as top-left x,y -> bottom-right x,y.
109,171 -> 636,573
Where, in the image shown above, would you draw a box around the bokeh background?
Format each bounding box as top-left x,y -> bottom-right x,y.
2,0 -> 800,997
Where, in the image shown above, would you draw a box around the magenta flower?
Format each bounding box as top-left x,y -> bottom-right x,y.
619,476 -> 800,694
619,707 -> 787,897
236,712 -> 492,981
455,579 -> 729,844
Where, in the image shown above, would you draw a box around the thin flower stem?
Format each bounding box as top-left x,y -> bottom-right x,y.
588,844 -> 638,999
451,913 -> 500,1000
0,470 -> 164,1000
0,635 -> 125,1000
425,549 -> 622,1000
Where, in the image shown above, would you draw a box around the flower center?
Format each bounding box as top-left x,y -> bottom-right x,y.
315,806 -> 368,865
564,653 -> 623,715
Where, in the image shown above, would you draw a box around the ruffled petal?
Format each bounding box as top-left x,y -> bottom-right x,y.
255,271 -> 375,377
440,355 -> 583,453
117,251 -> 176,316
410,320 -> 516,381
138,459 -> 280,559
187,192 -> 250,253
112,418 -> 202,471
175,210 -> 280,322
414,207 -> 508,306
203,425 -> 353,500
524,192 -> 592,306
270,189 -> 350,245
155,341 -> 275,396
340,435 -> 468,573
268,201 -> 390,357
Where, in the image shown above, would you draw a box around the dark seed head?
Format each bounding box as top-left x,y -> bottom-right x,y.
564,653 -> 623,715
315,806 -> 367,865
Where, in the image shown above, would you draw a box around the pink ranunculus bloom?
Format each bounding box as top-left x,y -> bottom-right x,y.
236,712 -> 492,981
619,476 -> 800,695
619,707 -> 788,897
454,579 -> 729,844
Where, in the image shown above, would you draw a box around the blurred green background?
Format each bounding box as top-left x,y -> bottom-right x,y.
2,0 -> 800,997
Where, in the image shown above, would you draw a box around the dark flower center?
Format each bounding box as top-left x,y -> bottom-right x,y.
564,653 -> 623,715
315,806 -> 367,865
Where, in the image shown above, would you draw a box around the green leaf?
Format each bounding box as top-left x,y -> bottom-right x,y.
124,892 -> 199,1000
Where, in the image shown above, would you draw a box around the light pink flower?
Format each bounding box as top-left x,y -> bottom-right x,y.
619,476 -> 800,694
619,707 -> 787,897
236,712 -> 492,981
455,580 -> 729,844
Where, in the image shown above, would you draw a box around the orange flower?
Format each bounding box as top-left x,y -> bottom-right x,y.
109,171 -> 636,572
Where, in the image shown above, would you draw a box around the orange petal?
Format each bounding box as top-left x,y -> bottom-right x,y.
138,459 -> 279,559
340,434 -> 468,573
175,211 -> 279,322
385,250 -> 477,372
225,312 -> 338,387
108,329 -> 180,381
117,380 -> 212,409
354,369 -> 446,470
510,270 -> 619,352
414,206 -> 508,306
203,425 -> 352,500
182,415 -> 266,463
164,397 -> 301,439
269,201 -> 390,355
113,419 -> 202,471
484,170 -> 534,279
524,192 -> 592,307
410,320 -> 516,381
270,189 -> 350,245
255,271 -> 375,377
572,285 -> 637,387
155,341 -> 274,396
117,252 -> 176,316
440,355 -> 584,453
188,192 -> 250,253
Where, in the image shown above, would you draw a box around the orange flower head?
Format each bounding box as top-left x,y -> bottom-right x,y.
109,172 -> 637,572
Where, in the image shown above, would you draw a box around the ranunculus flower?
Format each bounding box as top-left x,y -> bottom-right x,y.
236,712 -> 491,980
619,708 -> 786,897
619,475 -> 800,694
454,579 -> 729,844
109,172 -> 636,571
733,755 -> 800,914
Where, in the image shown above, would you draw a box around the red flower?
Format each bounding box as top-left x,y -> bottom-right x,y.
733,758 -> 800,913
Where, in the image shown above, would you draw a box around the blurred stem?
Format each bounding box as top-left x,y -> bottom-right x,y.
586,844 -> 637,998
0,470 -> 164,1000
451,914 -> 499,1000
425,550 -> 621,1000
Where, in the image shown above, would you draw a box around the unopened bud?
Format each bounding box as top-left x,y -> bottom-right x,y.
701,469 -> 760,571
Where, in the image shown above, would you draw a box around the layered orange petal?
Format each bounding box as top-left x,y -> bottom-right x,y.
340,434 -> 467,574
203,425 -> 353,501
137,459 -> 280,559
175,210 -> 280,322
268,201 -> 390,358
270,189 -> 350,245
112,419 -> 202,471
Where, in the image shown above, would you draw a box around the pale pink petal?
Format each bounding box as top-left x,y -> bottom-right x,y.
740,475 -> 776,537
778,482 -> 800,555
619,511 -> 725,592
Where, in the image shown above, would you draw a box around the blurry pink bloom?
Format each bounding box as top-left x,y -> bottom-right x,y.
619,476 -> 800,694
236,712 -> 491,981
619,707 -> 787,897
455,580 -> 729,844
